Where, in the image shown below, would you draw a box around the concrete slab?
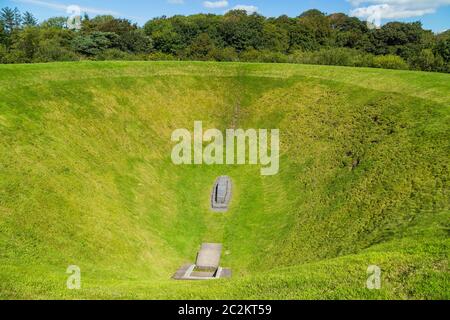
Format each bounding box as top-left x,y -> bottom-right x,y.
172,264 -> 194,280
172,244 -> 231,280
196,243 -> 222,269
190,270 -> 216,278
211,176 -> 232,212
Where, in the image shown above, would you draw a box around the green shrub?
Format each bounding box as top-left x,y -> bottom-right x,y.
238,49 -> 288,63
119,29 -> 153,54
443,62 -> 450,73
352,52 -> 375,68
372,54 -> 409,70
288,50 -> 311,64
313,48 -> 355,66
0,44 -> 7,63
207,47 -> 238,62
288,48 -> 375,68
257,50 -> 288,63
34,40 -> 79,62
147,51 -> 178,61
72,32 -> 119,56
239,48 -> 261,62
409,49 -> 445,72
4,50 -> 28,63
96,48 -> 135,61
434,38 -> 450,63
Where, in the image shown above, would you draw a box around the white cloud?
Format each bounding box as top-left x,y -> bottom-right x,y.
203,1 -> 229,9
348,0 -> 450,6
230,5 -> 258,14
349,0 -> 450,24
351,4 -> 435,19
13,0 -> 119,15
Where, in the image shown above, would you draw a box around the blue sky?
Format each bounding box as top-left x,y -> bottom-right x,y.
1,0 -> 449,32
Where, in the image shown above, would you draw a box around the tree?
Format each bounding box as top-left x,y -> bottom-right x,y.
298,9 -> 332,47
218,10 -> 265,52
189,13 -> 222,41
288,20 -> 317,51
40,26 -> 75,48
144,17 -> 183,54
186,32 -> 215,59
23,11 -> 37,27
0,20 -> 6,44
170,15 -> 200,49
120,29 -> 152,54
11,26 -> 40,61
435,30 -> 450,62
0,6 -> 448,72
371,22 -> 426,58
72,31 -> 119,56
328,13 -> 367,33
328,13 -> 368,49
1,7 -> 17,33
299,9 -> 324,19
0,43 -> 7,63
41,17 -> 68,29
84,15 -> 136,35
262,21 -> 289,52
409,49 -> 444,71
13,7 -> 22,27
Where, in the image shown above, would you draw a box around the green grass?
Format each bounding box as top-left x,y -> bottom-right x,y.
0,61 -> 448,299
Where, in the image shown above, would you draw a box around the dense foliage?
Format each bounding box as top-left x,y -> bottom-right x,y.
1,7 -> 449,72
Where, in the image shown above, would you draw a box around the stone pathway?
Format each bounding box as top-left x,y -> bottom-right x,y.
172,243 -> 231,280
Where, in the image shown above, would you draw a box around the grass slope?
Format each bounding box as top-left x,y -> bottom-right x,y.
0,61 -> 448,299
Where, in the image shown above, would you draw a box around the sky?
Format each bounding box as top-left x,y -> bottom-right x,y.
1,0 -> 449,32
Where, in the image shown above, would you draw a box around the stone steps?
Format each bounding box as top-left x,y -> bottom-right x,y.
172,243 -> 231,280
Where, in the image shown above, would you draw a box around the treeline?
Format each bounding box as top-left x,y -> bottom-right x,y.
1,7 -> 449,72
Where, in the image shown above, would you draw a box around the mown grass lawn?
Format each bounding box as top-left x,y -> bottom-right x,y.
0,61 -> 448,299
